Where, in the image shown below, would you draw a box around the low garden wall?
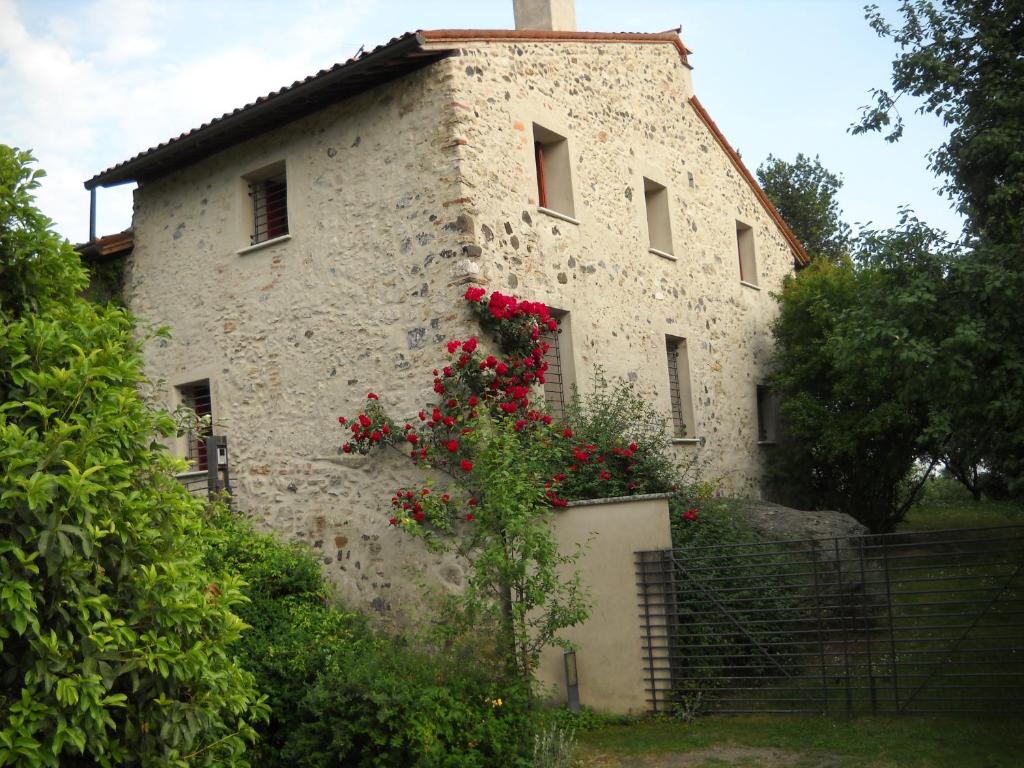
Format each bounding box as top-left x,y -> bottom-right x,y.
537,493 -> 672,715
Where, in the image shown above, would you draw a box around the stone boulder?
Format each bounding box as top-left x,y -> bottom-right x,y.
730,500 -> 868,543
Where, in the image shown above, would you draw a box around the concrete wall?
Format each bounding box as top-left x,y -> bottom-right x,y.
537,495 -> 672,715
123,38 -> 795,621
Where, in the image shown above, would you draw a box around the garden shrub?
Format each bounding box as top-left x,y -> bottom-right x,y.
0,146 -> 267,765
666,499 -> 805,705
202,505 -> 531,768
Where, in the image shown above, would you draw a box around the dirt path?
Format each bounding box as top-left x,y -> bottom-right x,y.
578,746 -> 854,768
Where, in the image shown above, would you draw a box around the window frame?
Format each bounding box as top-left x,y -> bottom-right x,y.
756,384 -> 780,445
176,379 -> 213,471
242,160 -> 290,250
736,220 -> 758,287
532,124 -> 576,220
666,336 -> 697,441
644,177 -> 674,258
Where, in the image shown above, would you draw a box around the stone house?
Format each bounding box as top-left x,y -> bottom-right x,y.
82,0 -> 807,617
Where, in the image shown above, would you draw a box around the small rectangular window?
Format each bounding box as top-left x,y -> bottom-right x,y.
178,380 -> 213,471
533,124 -> 575,218
737,220 -> 757,285
539,312 -> 572,417
666,337 -> 696,439
644,178 -> 673,256
756,385 -> 780,444
246,161 -> 288,245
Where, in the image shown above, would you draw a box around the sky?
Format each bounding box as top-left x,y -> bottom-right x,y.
0,0 -> 963,245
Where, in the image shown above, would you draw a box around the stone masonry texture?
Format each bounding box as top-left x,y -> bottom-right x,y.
123,40 -> 797,622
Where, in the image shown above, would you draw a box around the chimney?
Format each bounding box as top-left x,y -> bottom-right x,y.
513,0 -> 576,31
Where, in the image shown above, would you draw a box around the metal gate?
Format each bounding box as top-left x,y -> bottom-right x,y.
636,525 -> 1024,715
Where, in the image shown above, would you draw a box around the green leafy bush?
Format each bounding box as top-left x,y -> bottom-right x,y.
0,146 -> 267,766
556,370 -> 684,501
202,505 -> 532,767
667,499 -> 804,702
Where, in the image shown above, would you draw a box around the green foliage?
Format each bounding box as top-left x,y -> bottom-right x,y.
768,217 -> 961,532
201,505 -> 532,768
556,370 -> 683,501
756,153 -> 851,263
854,1 -> 1024,494
667,500 -> 804,700
0,146 -> 266,765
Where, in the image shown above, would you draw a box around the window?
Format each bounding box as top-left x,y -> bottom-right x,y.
644,178 -> 673,256
737,220 -> 757,286
539,311 -> 573,417
178,380 -> 212,471
246,161 -> 288,245
533,124 -> 575,218
756,385 -> 780,444
666,337 -> 696,439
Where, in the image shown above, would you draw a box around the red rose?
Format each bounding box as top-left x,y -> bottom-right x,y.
467,498 -> 478,507
407,434 -> 419,445
465,513 -> 476,522
463,337 -> 478,353
495,362 -> 508,375
370,430 -> 382,442
446,440 -> 459,453
441,493 -> 450,502
342,443 -> 352,453
599,470 -> 612,480
418,410 -> 427,421
514,419 -> 527,432
447,340 -> 462,354
464,286 -> 486,302
443,416 -> 455,427
338,416 -> 347,424
359,414 -> 371,428
414,511 -> 425,522
447,398 -> 458,408
629,442 -> 638,452
542,414 -> 552,425
468,395 -> 478,406
367,392 -> 379,400
388,516 -> 398,526
563,428 -> 573,438
683,509 -> 699,522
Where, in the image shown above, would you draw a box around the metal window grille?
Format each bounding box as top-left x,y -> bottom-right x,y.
179,381 -> 212,471
667,341 -> 687,438
540,319 -> 566,418
249,173 -> 288,245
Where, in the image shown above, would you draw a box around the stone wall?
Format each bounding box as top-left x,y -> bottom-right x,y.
124,38 -> 798,620
450,40 -> 796,496
126,58 -> 483,620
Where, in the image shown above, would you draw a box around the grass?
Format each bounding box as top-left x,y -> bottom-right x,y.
575,714 -> 1024,767
900,479 -> 1022,531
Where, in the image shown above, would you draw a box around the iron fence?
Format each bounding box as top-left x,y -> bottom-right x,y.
636,525 -> 1024,715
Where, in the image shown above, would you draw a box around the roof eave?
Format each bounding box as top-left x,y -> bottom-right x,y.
84,32 -> 435,190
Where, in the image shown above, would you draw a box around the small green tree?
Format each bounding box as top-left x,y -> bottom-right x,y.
769,215 -> 955,531
0,146 -> 266,766
756,153 -> 851,263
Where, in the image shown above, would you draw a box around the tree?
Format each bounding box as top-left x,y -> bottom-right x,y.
854,0 -> 1024,493
756,153 -> 851,263
769,214 -> 955,532
0,146 -> 267,766
854,0 -> 1024,243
